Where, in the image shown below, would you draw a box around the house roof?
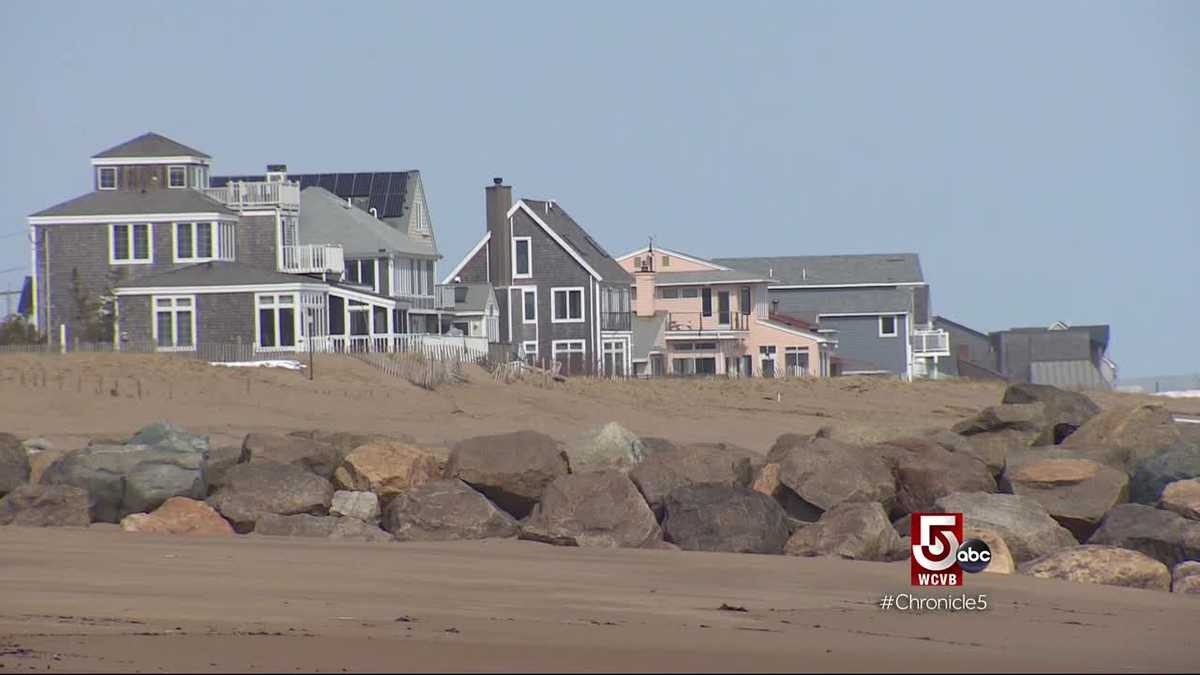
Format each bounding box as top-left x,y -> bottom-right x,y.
518,200 -> 632,284
1030,360 -> 1110,389
631,312 -> 668,361
213,171 -> 416,221
115,261 -> 306,290
654,270 -> 773,286
92,132 -> 210,159
618,245 -> 731,271
710,253 -> 925,286
30,189 -> 235,218
782,287 -> 915,316
449,283 -> 494,313
934,315 -> 992,341
1002,324 -> 1110,350
297,187 -> 436,258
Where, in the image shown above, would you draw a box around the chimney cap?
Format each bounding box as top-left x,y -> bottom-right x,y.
492,177 -> 504,186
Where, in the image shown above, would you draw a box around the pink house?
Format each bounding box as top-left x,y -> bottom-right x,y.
615,246 -> 832,378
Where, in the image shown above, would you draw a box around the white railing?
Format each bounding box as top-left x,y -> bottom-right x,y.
201,181 -> 301,210
305,334 -> 489,361
912,328 -> 951,356
281,244 -> 345,275
398,286 -> 457,311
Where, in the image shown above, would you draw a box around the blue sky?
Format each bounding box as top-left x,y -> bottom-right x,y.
1,1 -> 1196,377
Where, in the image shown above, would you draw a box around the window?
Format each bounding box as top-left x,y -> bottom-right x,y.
257,294 -> 297,349
513,237 -> 532,278
522,289 -> 537,324
880,315 -> 898,337
661,288 -> 680,299
701,287 -> 712,317
630,286 -> 637,301
522,340 -> 538,367
373,306 -> 388,334
681,287 -> 699,298
740,287 -> 752,315
785,347 -> 810,377
168,166 -> 187,189
175,222 -> 234,262
552,339 -> 587,375
633,256 -> 642,270
602,339 -> 627,377
344,259 -> 379,292
661,255 -> 671,267
414,200 -> 430,233
98,167 -> 117,190
760,345 -> 777,378
153,296 -> 195,350
552,287 -> 584,323
110,223 -> 152,264
454,286 -> 468,304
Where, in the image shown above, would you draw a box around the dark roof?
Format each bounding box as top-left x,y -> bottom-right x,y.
30,189 -> 234,218
18,276 -> 32,316
654,270 -> 772,285
711,254 -> 925,286
934,315 -> 992,341
1002,324 -> 1110,350
775,286 -> 915,315
449,284 -> 494,313
213,171 -> 415,221
93,132 -> 210,159
116,262 -> 308,290
520,199 -> 632,283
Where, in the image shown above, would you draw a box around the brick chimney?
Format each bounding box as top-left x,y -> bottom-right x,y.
634,255 -> 656,318
485,177 -> 512,286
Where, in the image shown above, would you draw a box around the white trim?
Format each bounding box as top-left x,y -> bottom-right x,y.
151,294 -> 197,352
173,221 -> 233,263
616,246 -> 732,272
768,282 -> 927,290
91,156 -> 211,166
879,315 -> 899,338
507,201 -> 603,281
441,231 -> 490,284
521,340 -> 538,363
654,278 -> 772,287
97,166 -> 117,190
114,282 -> 327,297
551,339 -> 586,360
29,225 -> 38,330
758,318 -> 828,343
817,312 -> 908,318
108,223 -> 154,265
550,286 -> 585,323
167,165 -> 187,189
255,292 -> 301,351
30,212 -> 235,225
519,286 -> 537,324
512,235 -> 532,280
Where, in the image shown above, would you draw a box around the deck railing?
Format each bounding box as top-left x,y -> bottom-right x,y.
305,334 -> 489,361
665,311 -> 749,333
397,286 -> 456,311
280,244 -> 345,275
200,181 -> 300,210
600,311 -> 631,332
912,328 -> 951,357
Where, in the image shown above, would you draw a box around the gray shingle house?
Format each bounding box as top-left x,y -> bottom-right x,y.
443,179 -> 633,375
27,132 -> 459,355
711,253 -> 950,379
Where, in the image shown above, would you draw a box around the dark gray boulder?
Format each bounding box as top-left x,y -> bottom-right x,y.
1062,404 -> 1183,472
240,433 -> 341,479
41,443 -> 206,523
202,446 -> 242,494
1129,442 -> 1200,505
661,484 -> 789,554
206,462 -> 334,533
629,444 -> 759,519
877,437 -> 996,516
784,502 -> 903,561
952,403 -> 1047,436
1001,383 -> 1100,445
935,492 -> 1077,562
128,421 -> 209,454
444,430 -> 570,518
775,437 -> 896,516
520,470 -> 662,548
0,433 -> 31,496
383,479 -> 518,542
1086,503 -> 1200,568
0,484 -> 90,527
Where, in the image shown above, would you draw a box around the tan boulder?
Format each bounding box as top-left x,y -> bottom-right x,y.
1005,456 -> 1128,541
334,442 -> 442,503
964,527 -> 1015,575
1022,545 -> 1171,591
1160,479 -> 1200,521
120,497 -> 234,536
1172,561 -> 1200,594
1062,404 -> 1183,471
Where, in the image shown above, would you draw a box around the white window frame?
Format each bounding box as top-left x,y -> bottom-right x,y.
521,340 -> 538,364
167,165 -> 187,189
109,223 -> 154,265
255,293 -> 300,351
552,339 -> 586,361
174,221 -> 234,263
512,236 -> 532,279
879,315 -> 899,338
521,288 -> 537,324
97,166 -> 117,190
551,286 -> 585,323
151,295 -> 196,352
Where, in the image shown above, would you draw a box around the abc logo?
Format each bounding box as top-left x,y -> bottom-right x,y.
956,538 -> 992,574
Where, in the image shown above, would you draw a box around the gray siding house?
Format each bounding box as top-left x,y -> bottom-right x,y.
443,179 -> 633,375
711,254 -> 950,378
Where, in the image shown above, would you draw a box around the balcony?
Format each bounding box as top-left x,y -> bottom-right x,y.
201,181 -> 300,211
912,328 -> 951,357
281,244 -> 345,275
398,285 -> 456,311
600,311 -> 631,332
665,311 -> 749,335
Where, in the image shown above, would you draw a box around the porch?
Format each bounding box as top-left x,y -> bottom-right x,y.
200,181 -> 301,211
665,311 -> 749,335
280,244 -> 345,275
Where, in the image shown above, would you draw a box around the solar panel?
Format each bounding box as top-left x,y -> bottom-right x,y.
387,172 -> 408,194
368,195 -> 388,219
384,194 -> 407,219
352,172 -> 373,195
370,172 -> 390,193
318,174 -> 337,192
298,175 -> 319,189
335,173 -> 356,196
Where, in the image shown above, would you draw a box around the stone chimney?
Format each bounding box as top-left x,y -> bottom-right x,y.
634,255 -> 656,318
485,177 -> 512,286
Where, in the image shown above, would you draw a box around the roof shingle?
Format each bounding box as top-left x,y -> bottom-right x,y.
92,132 -> 210,159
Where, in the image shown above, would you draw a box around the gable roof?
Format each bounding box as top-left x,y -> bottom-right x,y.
934,315 -> 992,341
449,283 -> 494,313
298,187 -> 436,258
441,231 -> 490,284
213,171 -> 417,222
516,200 -> 631,284
616,245 -> 731,271
92,132 -> 210,159
30,189 -> 235,219
710,253 -> 925,286
998,324 -> 1110,352
115,261 -> 307,290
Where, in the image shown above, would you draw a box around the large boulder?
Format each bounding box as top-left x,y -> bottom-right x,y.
206,462 -> 334,533
203,446 -> 242,494
966,527 -> 1016,574
877,437 -> 996,515
1130,443 -> 1200,505
1086,503 -> 1200,568
629,444 -> 759,518
1062,404 -> 1183,472
333,442 -> 442,504
119,497 -> 234,536
0,484 -> 90,527
934,492 -> 1077,562
128,422 -> 209,454
922,429 -> 1007,476
661,484 -> 789,554
1172,561 -> 1200,594
784,502 -> 902,561
952,403 -> 1046,436
750,462 -> 819,522
288,430 -> 412,459
41,443 -> 206,523
775,436 -> 896,517
1005,456 -> 1129,541
564,423 -> 648,472
240,433 -> 340,479
0,433 -> 31,496
1022,545 -> 1171,591
330,490 -> 380,522
444,431 -> 570,518
1160,479 -> 1200,521
1001,384 -> 1100,445
383,479 -> 518,542
253,513 -> 392,542
520,470 -> 661,548
28,449 -> 68,485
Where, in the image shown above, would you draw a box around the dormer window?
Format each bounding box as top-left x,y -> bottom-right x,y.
168,166 -> 187,189
98,167 -> 117,190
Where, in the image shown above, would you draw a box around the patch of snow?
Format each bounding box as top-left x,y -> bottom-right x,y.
208,360 -> 305,370
1153,390 -> 1200,399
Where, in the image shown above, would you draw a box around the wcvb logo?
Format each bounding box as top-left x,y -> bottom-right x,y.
910,512 -> 992,586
